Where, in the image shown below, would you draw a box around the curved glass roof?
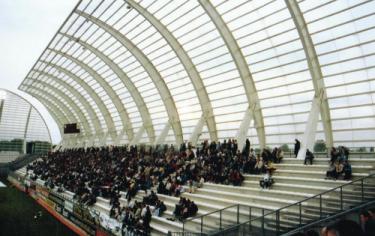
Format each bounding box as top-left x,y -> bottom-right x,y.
19,0 -> 375,148
0,89 -> 51,143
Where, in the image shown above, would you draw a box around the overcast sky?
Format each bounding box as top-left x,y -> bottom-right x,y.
0,0 -> 77,144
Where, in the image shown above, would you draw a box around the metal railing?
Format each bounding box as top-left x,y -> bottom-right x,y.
169,174 -> 375,236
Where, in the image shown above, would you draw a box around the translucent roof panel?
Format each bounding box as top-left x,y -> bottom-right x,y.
18,0 -> 375,148
299,0 -> 375,147
0,89 -> 51,143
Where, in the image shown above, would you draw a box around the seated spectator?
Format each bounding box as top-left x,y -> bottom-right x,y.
326,162 -> 336,179
265,161 -> 277,175
330,147 -> 339,164
153,199 -> 166,217
304,149 -> 314,165
260,169 -> 274,189
228,169 -> 244,186
326,160 -> 344,180
173,197 -> 198,221
275,147 -> 284,163
343,160 -> 352,180
254,155 -> 265,174
143,190 -> 158,206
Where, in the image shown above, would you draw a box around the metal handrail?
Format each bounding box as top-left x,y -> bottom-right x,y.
281,199 -> 375,236
177,173 -> 375,235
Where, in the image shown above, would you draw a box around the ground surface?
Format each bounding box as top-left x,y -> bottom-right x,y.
0,178 -> 77,236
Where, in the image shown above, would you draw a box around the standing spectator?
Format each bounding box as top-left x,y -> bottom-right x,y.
294,139 -> 301,158
243,138 -> 251,157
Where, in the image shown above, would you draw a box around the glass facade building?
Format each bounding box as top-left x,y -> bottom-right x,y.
0,89 -> 51,153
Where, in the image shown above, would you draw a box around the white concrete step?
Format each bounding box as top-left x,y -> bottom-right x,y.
272,169 -> 369,179
282,158 -> 375,166
273,163 -> 374,173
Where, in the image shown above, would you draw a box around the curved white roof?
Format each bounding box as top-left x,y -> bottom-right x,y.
19,0 -> 375,148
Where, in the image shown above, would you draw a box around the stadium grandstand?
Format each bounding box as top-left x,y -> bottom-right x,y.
1,0 -> 375,236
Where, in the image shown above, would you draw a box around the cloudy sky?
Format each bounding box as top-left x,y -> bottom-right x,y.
0,0 -> 77,144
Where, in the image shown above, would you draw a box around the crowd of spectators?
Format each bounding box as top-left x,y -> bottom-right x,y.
25,137 -> 358,235
24,138 -> 258,232
326,146 -> 352,180
172,197 -> 198,221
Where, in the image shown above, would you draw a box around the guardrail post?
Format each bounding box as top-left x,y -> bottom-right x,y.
219,209 -> 222,230
299,202 -> 302,227
249,207 -> 252,230
237,204 -> 240,224
201,216 -> 203,234
319,194 -> 322,219
361,179 -> 364,203
276,210 -> 280,235
340,186 -> 343,210
262,208 -> 265,236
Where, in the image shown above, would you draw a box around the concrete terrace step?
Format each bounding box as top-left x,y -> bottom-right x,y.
281,158 -> 375,165
194,187 -> 306,207
273,163 -> 374,173
243,174 -> 349,187
272,169 -> 369,178
202,182 -> 314,200
241,180 -> 332,194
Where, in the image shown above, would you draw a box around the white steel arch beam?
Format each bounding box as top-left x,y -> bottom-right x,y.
199,0 -> 266,149
286,0 -> 334,149
28,89 -> 84,147
60,33 -> 155,143
26,92 -> 65,135
34,69 -> 101,138
127,0 -> 218,142
77,10 -> 184,145
48,49 -> 133,141
27,89 -> 76,144
44,62 -> 115,140
29,84 -> 91,135
27,82 -> 91,136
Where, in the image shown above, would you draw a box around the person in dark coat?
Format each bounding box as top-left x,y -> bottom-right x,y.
294,139 -> 300,157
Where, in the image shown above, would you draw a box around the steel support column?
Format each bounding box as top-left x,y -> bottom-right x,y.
154,121 -> 171,146
127,0 -> 218,142
286,0 -> 333,150
189,115 -> 206,147
236,106 -> 254,153
199,0 -> 266,149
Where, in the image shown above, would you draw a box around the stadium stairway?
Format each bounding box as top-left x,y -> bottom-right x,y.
14,155 -> 375,236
